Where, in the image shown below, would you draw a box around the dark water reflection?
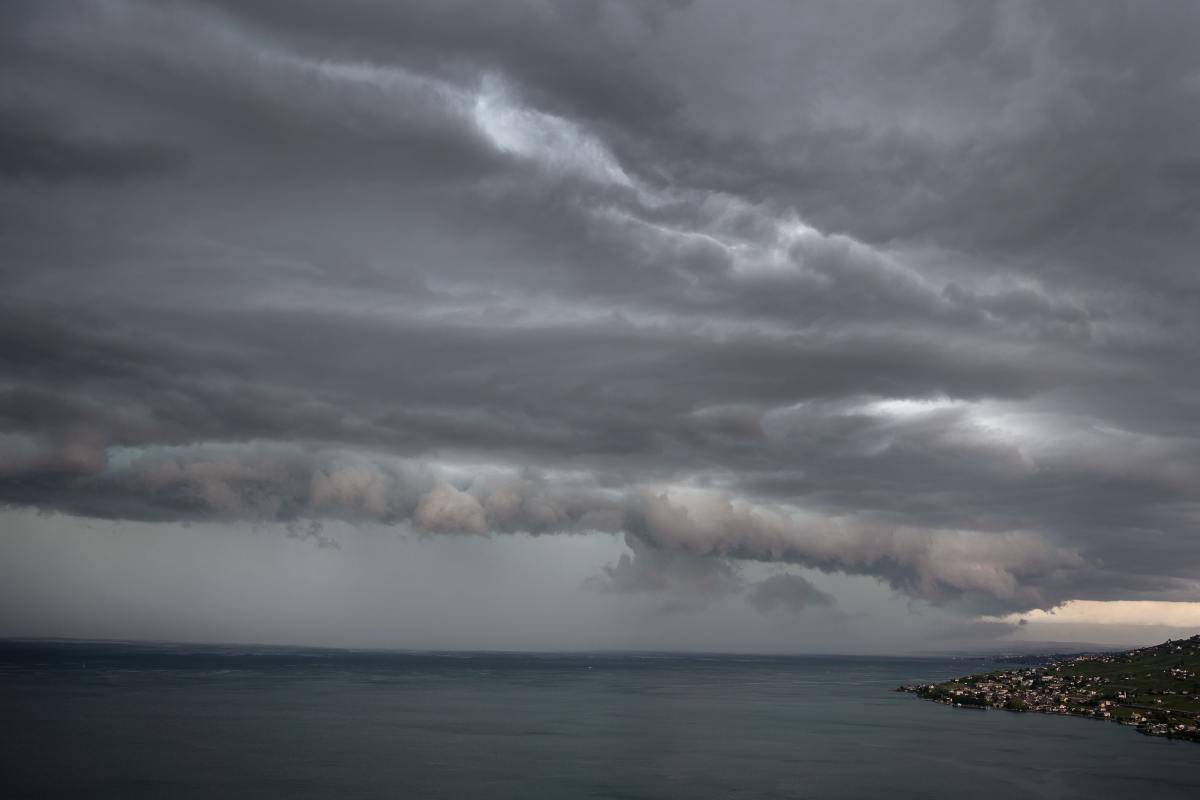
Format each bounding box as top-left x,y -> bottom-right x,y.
2,641 -> 1197,799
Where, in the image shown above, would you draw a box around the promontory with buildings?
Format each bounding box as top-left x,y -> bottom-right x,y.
900,634 -> 1200,742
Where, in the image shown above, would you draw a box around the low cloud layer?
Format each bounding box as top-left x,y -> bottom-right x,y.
2,1 -> 1199,628
0,437 -> 1145,614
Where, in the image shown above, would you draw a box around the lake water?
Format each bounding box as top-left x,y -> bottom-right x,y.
2,640 -> 1197,799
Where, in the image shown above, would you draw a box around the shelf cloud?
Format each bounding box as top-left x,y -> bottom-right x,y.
2,1 -> 1199,630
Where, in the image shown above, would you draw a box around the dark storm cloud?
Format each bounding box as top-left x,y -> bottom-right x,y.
1,0 -> 1198,616
0,109 -> 184,182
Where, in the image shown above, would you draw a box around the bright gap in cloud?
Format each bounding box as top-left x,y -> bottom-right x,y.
472,74 -> 634,187
987,600 -> 1200,627
863,396 -> 965,417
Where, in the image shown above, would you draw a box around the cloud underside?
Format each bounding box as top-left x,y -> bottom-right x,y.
1,0 -> 1199,618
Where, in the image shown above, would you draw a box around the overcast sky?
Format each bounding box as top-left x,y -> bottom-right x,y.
2,0 -> 1199,653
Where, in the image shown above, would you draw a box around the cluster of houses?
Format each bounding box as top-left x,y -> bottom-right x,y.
908,666 -> 1108,716
901,639 -> 1200,743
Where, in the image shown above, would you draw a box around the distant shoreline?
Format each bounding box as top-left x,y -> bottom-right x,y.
0,635 -> 1132,660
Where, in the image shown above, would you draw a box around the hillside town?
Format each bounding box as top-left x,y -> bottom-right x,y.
900,635 -> 1200,742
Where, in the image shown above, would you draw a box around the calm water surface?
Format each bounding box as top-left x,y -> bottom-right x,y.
2,641 -> 1197,799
